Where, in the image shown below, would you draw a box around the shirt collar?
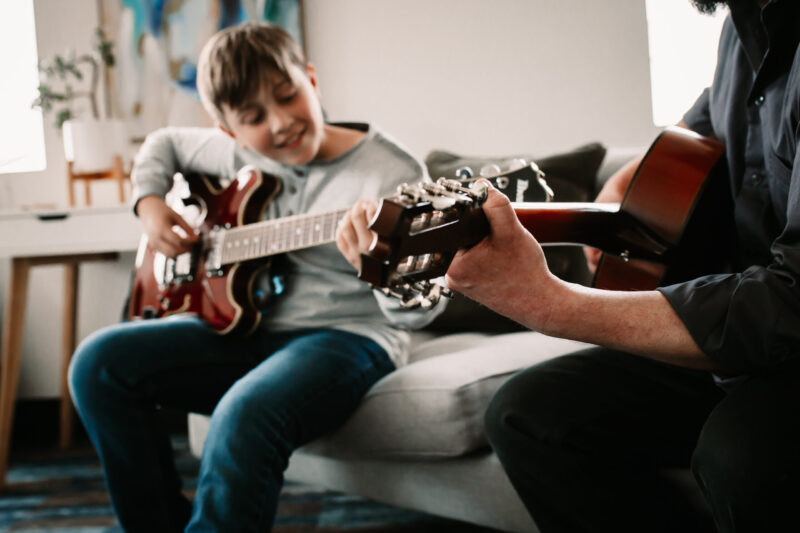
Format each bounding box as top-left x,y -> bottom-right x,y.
728,0 -> 769,71
729,0 -> 800,85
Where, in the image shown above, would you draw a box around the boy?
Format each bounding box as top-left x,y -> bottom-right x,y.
69,21 -> 443,532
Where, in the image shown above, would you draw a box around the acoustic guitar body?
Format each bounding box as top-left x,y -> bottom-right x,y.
593,127 -> 732,290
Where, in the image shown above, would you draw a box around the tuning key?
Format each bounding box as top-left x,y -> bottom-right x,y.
455,166 -> 474,179
469,180 -> 490,202
479,163 -> 501,177
506,158 -> 528,171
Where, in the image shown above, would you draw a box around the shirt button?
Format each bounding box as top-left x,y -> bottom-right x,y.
750,172 -> 763,185
286,209 -> 294,216
753,94 -> 765,106
289,186 -> 297,194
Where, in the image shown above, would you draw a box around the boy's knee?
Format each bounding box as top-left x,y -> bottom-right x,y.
211,382 -> 281,440
68,327 -> 128,405
206,387 -> 292,470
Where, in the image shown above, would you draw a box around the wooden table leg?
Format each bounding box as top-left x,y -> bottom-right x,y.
113,154 -> 126,204
59,261 -> 79,450
0,258 -> 30,489
0,252 -> 118,488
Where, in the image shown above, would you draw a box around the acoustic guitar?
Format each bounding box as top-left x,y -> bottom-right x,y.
359,126 -> 732,304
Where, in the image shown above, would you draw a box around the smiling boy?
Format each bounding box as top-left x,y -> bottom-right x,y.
69,21 -> 443,532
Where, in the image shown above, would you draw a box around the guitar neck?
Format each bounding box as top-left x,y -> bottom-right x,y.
219,208 -> 350,265
512,202 -> 670,261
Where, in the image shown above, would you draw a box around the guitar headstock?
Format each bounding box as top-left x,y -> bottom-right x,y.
359,162 -> 546,308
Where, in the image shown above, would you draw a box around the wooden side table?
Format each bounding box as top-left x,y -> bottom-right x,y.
0,205 -> 142,489
67,154 -> 130,207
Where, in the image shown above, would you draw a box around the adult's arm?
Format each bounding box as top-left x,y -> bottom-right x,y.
445,186 -> 714,371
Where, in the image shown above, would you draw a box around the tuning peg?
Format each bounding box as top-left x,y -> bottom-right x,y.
479,163 -> 501,177
469,180 -> 490,202
506,158 -> 528,171
455,166 -> 474,179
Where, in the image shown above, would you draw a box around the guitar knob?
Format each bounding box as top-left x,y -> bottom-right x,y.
506,158 -> 528,171
479,164 -> 501,178
455,166 -> 473,179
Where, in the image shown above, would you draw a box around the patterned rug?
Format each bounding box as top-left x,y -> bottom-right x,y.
0,438 -> 498,532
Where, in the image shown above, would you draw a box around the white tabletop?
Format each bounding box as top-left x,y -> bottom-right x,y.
0,205 -> 142,257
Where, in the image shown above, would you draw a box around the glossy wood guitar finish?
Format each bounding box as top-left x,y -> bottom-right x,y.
128,168 -> 281,335
517,127 -> 728,290
361,127 -> 731,294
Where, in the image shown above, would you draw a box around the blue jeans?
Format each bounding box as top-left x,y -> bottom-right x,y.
68,316 -> 394,532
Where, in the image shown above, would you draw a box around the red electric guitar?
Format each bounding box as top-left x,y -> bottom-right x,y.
128,127 -> 731,334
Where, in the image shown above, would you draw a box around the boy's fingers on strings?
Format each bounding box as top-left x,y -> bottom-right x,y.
335,211 -> 360,268
353,200 -> 377,250
170,210 -> 199,242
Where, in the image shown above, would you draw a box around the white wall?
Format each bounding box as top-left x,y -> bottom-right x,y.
305,0 -> 660,158
4,0 -> 659,397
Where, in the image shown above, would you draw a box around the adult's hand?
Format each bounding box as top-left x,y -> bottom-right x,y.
446,184 -> 560,330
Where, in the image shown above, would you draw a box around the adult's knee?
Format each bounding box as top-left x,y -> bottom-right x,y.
485,362 -> 569,453
691,397 -> 793,523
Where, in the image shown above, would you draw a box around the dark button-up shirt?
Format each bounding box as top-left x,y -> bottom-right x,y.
658,0 -> 800,375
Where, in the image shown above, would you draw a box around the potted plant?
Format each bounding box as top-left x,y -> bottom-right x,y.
32,27 -> 127,176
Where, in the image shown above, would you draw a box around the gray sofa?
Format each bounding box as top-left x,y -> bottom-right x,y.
187,144 -> 708,532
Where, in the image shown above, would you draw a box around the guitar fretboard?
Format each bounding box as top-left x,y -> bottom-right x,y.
219,208 -> 350,265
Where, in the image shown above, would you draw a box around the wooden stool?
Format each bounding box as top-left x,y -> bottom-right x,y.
0,252 -> 118,488
67,154 -> 130,207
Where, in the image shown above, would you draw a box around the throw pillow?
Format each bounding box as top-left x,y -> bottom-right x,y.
424,142 -> 606,333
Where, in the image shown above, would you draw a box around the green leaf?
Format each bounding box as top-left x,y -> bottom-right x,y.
55,108 -> 73,129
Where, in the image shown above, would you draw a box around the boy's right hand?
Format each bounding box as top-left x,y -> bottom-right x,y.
136,195 -> 199,257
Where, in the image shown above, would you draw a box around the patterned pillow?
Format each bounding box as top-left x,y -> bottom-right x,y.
423,142 -> 607,333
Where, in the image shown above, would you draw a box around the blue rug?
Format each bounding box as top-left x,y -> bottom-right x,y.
1,438 -> 497,532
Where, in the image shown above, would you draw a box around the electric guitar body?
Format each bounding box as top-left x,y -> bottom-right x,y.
128,168 -> 281,335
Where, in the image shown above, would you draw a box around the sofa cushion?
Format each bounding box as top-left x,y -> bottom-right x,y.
424,143 -> 606,334
298,332 -> 591,459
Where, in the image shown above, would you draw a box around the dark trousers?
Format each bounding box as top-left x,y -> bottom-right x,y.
485,347 -> 800,533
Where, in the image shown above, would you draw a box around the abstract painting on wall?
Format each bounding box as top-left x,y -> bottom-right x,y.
99,0 -> 304,138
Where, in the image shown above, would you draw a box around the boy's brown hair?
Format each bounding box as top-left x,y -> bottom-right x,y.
197,21 -> 306,126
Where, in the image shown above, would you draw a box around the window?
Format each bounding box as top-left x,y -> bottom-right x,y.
645,1 -> 727,127
0,0 -> 46,174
